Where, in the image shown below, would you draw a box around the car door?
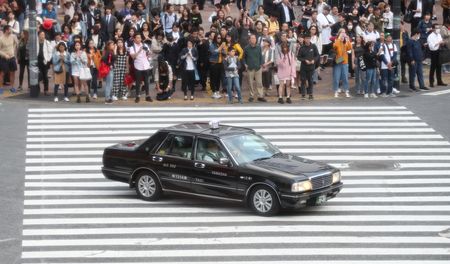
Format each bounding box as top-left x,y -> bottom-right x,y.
190,137 -> 242,200
151,133 -> 195,193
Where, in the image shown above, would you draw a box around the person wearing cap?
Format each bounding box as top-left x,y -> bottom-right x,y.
369,7 -> 384,34
298,32 -> 319,100
0,25 -> 18,94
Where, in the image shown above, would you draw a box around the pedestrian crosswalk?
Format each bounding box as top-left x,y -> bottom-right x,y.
22,106 -> 450,263
424,89 -> 450,96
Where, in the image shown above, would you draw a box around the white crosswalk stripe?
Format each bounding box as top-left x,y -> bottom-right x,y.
424,89 -> 450,96
22,106 -> 450,263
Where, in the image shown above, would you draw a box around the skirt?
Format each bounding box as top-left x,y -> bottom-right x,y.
54,65 -> 66,85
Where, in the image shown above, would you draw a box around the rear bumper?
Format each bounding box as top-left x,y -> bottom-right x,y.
102,167 -> 130,184
279,182 -> 343,208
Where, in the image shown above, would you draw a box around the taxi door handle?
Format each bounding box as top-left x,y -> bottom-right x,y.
194,162 -> 205,169
152,156 -> 163,162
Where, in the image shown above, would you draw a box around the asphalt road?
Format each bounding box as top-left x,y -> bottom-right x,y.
0,89 -> 450,264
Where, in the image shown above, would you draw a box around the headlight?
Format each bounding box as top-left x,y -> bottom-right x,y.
291,180 -> 312,192
332,171 -> 341,183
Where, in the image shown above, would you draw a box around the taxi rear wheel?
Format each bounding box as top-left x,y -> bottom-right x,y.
135,172 -> 162,201
249,186 -> 280,216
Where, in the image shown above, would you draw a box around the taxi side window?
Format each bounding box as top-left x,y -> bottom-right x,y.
196,138 -> 227,164
157,135 -> 193,159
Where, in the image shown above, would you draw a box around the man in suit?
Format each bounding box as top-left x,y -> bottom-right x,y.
84,0 -> 101,34
101,5 -> 117,42
407,0 -> 433,31
277,0 -> 295,28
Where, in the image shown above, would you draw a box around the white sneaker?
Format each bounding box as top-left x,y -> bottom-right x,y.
112,95 -> 118,101
334,92 -> 339,98
64,97 -> 70,102
380,93 -> 388,98
54,97 -> 58,102
389,93 -> 396,97
393,88 -> 400,94
345,91 -> 351,98
364,93 -> 369,98
216,92 -> 222,98
121,96 -> 128,100
337,88 -> 343,93
92,93 -> 97,99
211,92 -> 217,99
370,93 -> 378,98
376,88 -> 380,94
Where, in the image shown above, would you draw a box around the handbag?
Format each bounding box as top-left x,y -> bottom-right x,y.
53,61 -> 63,74
79,67 -> 92,80
98,62 -> 110,79
296,59 -> 301,72
403,11 -> 413,24
335,56 -> 344,64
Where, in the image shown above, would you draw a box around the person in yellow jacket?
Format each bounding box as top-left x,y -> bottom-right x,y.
332,29 -> 353,98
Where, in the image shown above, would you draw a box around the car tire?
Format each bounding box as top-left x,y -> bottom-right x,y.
135,172 -> 162,201
249,186 -> 280,216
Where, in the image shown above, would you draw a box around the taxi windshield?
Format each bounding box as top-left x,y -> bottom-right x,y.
222,133 -> 281,164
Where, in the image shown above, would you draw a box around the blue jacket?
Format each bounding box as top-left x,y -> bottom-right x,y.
406,38 -> 423,63
52,51 -> 71,73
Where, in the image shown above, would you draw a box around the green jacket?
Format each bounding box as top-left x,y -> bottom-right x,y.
244,44 -> 263,71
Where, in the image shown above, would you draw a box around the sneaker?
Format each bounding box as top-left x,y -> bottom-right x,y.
286,97 -> 292,104
211,92 -> 217,99
121,96 -> 127,100
376,88 -> 380,94
54,97 -> 58,102
92,93 -> 97,99
345,91 -> 351,98
86,95 -> 90,103
257,97 -> 267,102
337,88 -> 343,93
364,93 -> 369,98
389,93 -> 396,97
238,100 -> 243,104
135,97 -> 140,103
145,96 -> 153,102
334,92 -> 339,98
234,94 -> 238,98
437,83 -> 448,86
76,95 -> 81,103
105,99 -> 113,104
393,88 -> 400,94
64,97 -> 70,102
370,93 -> 378,98
308,95 -> 313,100
184,95 -> 188,100
9,87 -> 17,93
301,95 -> 306,100
380,93 -> 388,98
248,97 -> 254,102
17,86 -> 23,91
420,87 -> 430,91
190,96 -> 194,100
401,77 -> 408,83
216,92 -> 222,99
112,95 -> 118,101
277,98 -> 284,104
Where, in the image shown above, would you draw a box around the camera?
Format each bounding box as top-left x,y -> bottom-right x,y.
143,45 -> 149,51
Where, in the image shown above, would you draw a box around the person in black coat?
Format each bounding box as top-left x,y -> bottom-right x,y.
101,6 -> 118,41
277,0 -> 295,28
162,34 -> 181,91
179,38 -> 199,100
84,0 -> 102,34
407,0 -> 433,31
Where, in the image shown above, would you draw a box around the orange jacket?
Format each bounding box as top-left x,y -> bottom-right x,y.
87,49 -> 102,69
333,39 -> 352,65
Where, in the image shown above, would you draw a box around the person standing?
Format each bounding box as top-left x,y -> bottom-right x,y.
70,41 -> 90,103
379,33 -> 398,97
209,34 -> 226,99
427,24 -> 447,87
86,39 -> 101,99
179,39 -> 198,100
363,41 -> 381,98
101,5 -> 117,41
102,41 -> 116,104
129,34 -> 153,103
112,38 -> 129,101
224,48 -> 243,104
17,30 -> 29,92
261,38 -> 274,94
298,33 -> 319,100
276,42 -> 296,104
332,30 -> 352,98
407,29 -> 428,91
353,35 -> 366,96
317,6 -> 335,68
0,25 -> 18,94
52,42 -> 71,102
244,34 -> 266,102
36,30 -> 53,96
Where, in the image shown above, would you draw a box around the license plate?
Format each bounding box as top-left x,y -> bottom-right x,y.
316,194 -> 327,205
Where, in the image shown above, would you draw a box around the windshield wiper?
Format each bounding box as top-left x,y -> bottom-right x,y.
253,156 -> 272,162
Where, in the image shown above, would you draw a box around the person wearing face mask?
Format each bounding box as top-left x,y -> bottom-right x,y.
427,24 -> 447,87
407,29 -> 428,91
383,5 -> 394,36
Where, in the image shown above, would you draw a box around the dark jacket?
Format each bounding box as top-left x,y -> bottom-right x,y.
406,38 -> 424,63
179,47 -> 199,71
297,43 -> 320,71
101,14 -> 118,41
244,44 -> 263,71
162,41 -> 181,67
408,0 -> 433,17
363,50 -> 379,69
277,3 -> 295,26
101,50 -> 115,67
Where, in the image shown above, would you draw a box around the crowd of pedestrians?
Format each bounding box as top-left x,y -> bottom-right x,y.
0,0 -> 447,102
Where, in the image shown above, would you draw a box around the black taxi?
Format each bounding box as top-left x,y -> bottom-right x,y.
102,121 -> 343,216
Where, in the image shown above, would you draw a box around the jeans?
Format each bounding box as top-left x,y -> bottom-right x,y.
354,65 -> 366,93
237,0 -> 247,10
365,68 -> 377,94
249,0 -> 262,16
134,69 -> 151,98
53,84 -> 68,97
409,62 -> 425,89
226,76 -> 242,102
332,63 -> 349,91
380,68 -> 394,95
104,69 -> 114,100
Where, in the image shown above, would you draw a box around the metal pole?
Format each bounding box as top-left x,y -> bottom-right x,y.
28,0 -> 39,97
393,0 -> 401,89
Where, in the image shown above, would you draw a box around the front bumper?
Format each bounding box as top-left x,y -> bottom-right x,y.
279,182 -> 343,208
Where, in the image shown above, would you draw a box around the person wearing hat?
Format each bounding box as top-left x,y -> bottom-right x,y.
298,32 -> 319,100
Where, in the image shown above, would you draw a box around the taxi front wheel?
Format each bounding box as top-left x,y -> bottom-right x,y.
249,186 -> 280,216
135,172 -> 162,201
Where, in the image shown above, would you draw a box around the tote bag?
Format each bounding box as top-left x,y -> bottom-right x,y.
79,67 -> 92,80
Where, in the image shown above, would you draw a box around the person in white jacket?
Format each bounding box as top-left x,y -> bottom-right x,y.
37,31 -> 54,96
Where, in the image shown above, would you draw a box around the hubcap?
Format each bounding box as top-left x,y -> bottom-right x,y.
138,175 -> 156,197
253,189 -> 273,213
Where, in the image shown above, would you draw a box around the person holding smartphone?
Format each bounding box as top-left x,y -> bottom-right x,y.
332,29 -> 352,98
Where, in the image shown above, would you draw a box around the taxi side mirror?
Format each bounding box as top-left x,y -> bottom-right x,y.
219,157 -> 230,166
